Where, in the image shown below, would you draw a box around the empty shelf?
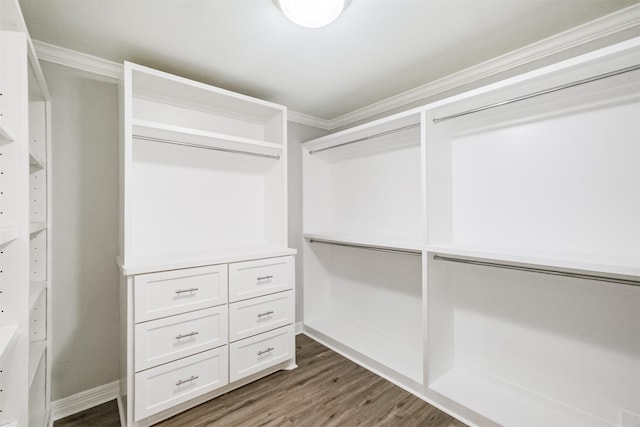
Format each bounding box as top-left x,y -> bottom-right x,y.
29,222 -> 47,234
28,341 -> 46,387
30,281 -> 46,310
29,150 -> 45,169
0,226 -> 19,246
0,116 -> 15,143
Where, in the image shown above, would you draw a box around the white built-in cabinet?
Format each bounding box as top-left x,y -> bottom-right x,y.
118,62 -> 296,427
302,38 -> 640,427
0,1 -> 52,426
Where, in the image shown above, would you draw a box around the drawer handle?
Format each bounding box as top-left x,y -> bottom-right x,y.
257,347 -> 274,356
257,310 -> 274,318
175,331 -> 199,340
175,288 -> 199,294
175,375 -> 199,386
257,275 -> 273,281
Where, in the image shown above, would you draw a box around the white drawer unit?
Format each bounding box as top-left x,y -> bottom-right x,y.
229,324 -> 295,383
134,264 -> 227,322
134,306 -> 228,372
228,256 -> 294,302
229,290 -> 294,342
134,346 -> 229,421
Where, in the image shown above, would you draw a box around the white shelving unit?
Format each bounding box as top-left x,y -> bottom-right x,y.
0,2 -> 52,426
302,38 -> 640,427
119,62 -> 296,427
302,109 -> 425,387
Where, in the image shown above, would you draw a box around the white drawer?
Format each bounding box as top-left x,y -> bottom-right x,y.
134,264 -> 227,322
229,291 -> 293,342
134,306 -> 228,372
229,325 -> 295,383
228,256 -> 293,302
134,346 -> 228,421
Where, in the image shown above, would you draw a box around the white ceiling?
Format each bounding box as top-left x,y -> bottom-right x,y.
18,0 -> 637,119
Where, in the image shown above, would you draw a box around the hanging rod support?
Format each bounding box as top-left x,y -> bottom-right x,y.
308,123 -> 420,155
133,135 -> 281,160
433,254 -> 639,287
308,239 -> 421,256
433,64 -> 640,124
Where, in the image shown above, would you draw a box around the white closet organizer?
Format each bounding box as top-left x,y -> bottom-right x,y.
302,110 -> 425,386
303,38 -> 639,427
0,1 -> 53,426
119,62 -> 296,427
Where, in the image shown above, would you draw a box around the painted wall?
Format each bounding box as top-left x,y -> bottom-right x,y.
43,62 -> 120,401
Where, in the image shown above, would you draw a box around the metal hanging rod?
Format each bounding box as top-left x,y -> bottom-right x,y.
433,64 -> 640,124
308,238 -> 421,256
433,254 -> 640,287
133,135 -> 281,160
309,123 -> 420,155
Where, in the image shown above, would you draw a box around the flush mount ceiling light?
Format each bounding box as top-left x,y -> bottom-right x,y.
279,0 -> 346,28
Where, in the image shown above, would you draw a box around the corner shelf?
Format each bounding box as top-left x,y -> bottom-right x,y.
132,119 -> 283,159
0,226 -> 19,246
28,340 -> 46,387
305,232 -> 422,254
0,325 -> 19,363
0,116 -> 15,143
427,242 -> 640,280
29,222 -> 47,235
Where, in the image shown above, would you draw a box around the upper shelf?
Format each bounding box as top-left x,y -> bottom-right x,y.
132,119 -> 283,159
303,109 -> 421,159
305,232 -> 423,255
427,242 -> 640,281
29,222 -> 47,235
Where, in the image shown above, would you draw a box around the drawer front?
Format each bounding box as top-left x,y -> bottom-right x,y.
134,346 -> 228,421
135,265 -> 227,322
229,325 -> 294,383
135,306 -> 228,372
229,291 -> 293,342
229,256 -> 293,302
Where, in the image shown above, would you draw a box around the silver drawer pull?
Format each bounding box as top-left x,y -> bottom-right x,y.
257,347 -> 274,356
257,275 -> 273,281
175,287 -> 199,294
175,375 -> 199,386
175,331 -> 199,340
257,310 -> 274,318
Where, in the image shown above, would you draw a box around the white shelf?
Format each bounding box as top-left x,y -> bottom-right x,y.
427,242 -> 640,279
0,325 -> 19,363
0,226 -> 19,246
0,115 -> 15,143
429,366 -> 611,427
305,317 -> 423,384
119,246 -> 298,276
29,222 -> 47,235
305,232 -> 422,254
28,340 -> 46,387
1,422 -> 18,427
132,119 -> 283,159
29,149 -> 45,170
29,281 -> 46,310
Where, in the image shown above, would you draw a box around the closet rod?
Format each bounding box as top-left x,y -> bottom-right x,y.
433,254 -> 640,287
432,64 -> 640,124
308,123 -> 420,155
133,135 -> 281,160
308,239 -> 421,256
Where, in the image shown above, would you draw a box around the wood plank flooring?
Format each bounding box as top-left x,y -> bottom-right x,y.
55,334 -> 465,427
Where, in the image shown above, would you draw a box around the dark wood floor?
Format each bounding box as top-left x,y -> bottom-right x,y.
55,334 -> 465,427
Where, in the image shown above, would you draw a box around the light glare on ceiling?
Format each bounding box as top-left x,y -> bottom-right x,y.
279,0 -> 345,28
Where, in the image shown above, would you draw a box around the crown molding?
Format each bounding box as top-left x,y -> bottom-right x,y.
32,4 -> 639,130
33,40 -> 122,81
327,3 -> 640,130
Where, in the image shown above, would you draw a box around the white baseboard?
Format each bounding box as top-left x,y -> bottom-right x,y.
49,381 -> 120,426
295,321 -> 304,334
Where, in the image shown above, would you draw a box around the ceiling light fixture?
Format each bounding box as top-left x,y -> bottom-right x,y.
279,0 -> 346,29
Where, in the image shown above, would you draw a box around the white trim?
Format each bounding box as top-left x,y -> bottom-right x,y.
32,4 -> 639,131
287,111 -> 331,130
33,40 -> 122,82
327,3 -> 640,129
49,381 -> 120,426
295,321 -> 304,334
